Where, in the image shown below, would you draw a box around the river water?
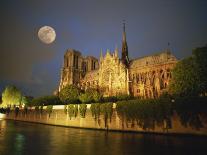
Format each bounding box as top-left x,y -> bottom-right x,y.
0,120 -> 206,155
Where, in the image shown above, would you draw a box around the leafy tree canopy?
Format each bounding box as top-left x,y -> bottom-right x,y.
1,85 -> 22,107
21,96 -> 33,106
79,88 -> 102,103
192,45 -> 207,94
31,95 -> 62,106
169,45 -> 207,96
59,84 -> 80,104
79,93 -> 93,103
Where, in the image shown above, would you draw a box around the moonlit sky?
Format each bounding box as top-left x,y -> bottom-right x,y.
0,0 -> 207,97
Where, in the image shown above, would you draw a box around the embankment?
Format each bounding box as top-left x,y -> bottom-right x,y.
4,104 -> 207,136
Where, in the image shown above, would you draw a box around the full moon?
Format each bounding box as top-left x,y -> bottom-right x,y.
38,26 -> 56,44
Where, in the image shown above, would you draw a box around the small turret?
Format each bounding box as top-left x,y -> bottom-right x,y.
100,49 -> 103,62
115,46 -> 119,58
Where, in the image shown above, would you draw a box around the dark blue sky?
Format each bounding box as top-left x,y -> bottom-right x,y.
0,0 -> 207,97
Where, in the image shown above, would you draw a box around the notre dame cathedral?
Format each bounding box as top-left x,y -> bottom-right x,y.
58,24 -> 177,98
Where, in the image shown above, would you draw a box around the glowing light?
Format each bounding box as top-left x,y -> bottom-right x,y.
0,113 -> 6,119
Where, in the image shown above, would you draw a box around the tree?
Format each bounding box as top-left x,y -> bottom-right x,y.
169,45 -> 207,96
169,57 -> 199,96
79,88 -> 102,103
31,95 -> 62,106
1,85 -> 22,107
79,93 -> 93,103
21,96 -> 33,106
59,84 -> 80,104
192,45 -> 207,95
93,90 -> 102,102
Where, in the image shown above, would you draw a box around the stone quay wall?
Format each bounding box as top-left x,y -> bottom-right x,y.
4,104 -> 207,136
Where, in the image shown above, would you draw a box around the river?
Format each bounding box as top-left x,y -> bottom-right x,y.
0,120 -> 206,155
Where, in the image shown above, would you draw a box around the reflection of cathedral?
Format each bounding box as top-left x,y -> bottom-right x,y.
58,24 -> 177,98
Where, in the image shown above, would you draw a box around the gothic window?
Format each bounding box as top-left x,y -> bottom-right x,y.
164,83 -> 167,88
93,61 -> 96,70
76,55 -> 78,69
86,62 -> 88,71
136,74 -> 139,83
83,62 -> 87,72
82,62 -> 84,71
73,55 -> 76,67
145,91 -> 148,98
91,60 -> 93,70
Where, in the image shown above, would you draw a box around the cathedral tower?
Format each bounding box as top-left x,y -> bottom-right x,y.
121,21 -> 129,67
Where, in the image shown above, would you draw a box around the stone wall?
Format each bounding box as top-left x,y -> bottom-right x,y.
5,105 -> 207,136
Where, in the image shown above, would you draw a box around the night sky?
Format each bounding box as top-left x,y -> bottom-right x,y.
0,0 -> 207,97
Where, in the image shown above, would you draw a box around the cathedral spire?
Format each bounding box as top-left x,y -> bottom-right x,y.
121,20 -> 129,67
122,21 -> 126,42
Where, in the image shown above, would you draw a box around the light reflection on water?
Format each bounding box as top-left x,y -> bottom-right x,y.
0,120 -> 206,155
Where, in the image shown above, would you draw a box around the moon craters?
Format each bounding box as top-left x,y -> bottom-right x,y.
38,26 -> 56,44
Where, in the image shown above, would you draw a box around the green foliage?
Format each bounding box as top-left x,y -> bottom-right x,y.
93,90 -> 102,103
74,104 -> 78,117
116,99 -> 173,130
169,57 -> 200,96
79,93 -> 93,103
116,94 -> 132,101
90,103 -> 113,128
102,96 -> 117,103
192,45 -> 207,95
90,103 -> 101,121
46,105 -> 53,116
1,85 -> 22,107
68,104 -> 75,119
66,104 -> 79,119
79,104 -> 87,118
35,106 -> 39,113
100,103 -> 113,128
79,88 -> 102,103
31,95 -> 62,106
64,105 -> 67,114
100,94 -> 132,103
59,84 -> 80,104
173,97 -> 207,129
21,96 -> 33,106
40,105 -> 43,114
169,45 -> 207,96
116,96 -> 207,130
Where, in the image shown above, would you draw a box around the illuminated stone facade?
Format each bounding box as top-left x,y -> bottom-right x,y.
58,25 -> 177,98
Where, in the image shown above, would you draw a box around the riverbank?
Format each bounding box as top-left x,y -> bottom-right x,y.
2,120 -> 207,155
3,104 -> 207,136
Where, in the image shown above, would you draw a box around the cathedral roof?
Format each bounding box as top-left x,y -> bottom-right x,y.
129,50 -> 177,69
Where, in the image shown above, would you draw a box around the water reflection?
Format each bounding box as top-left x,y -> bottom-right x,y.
14,133 -> 25,155
0,120 -> 206,155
